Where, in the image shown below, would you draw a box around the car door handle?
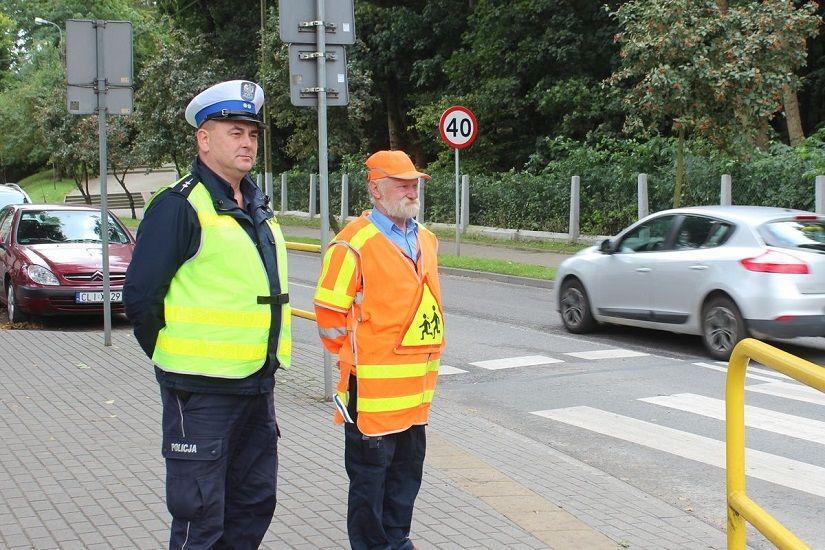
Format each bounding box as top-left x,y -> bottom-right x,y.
636,267 -> 651,273
689,265 -> 708,270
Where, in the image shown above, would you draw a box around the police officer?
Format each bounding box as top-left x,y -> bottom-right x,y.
124,80 -> 291,549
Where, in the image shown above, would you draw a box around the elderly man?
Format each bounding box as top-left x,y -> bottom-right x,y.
124,80 -> 291,549
314,150 -> 446,550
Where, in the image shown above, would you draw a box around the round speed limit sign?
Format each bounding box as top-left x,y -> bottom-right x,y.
439,106 -> 478,149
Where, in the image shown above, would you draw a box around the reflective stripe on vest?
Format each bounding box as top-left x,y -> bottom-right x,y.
150,180 -> 291,376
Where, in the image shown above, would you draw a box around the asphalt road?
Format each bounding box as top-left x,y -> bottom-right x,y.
286,251 -> 825,548
4,249 -> 825,547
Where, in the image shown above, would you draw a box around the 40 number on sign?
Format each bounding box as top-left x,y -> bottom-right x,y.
439,106 -> 477,149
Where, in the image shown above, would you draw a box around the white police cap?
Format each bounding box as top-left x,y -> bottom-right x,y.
184,80 -> 265,128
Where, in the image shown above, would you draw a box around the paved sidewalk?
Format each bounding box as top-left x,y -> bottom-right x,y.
0,329 -> 726,549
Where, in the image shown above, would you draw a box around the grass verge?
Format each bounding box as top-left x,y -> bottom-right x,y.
429,227 -> 588,254
284,234 -> 556,281
18,169 -> 76,204
283,235 -> 321,246
438,254 -> 556,280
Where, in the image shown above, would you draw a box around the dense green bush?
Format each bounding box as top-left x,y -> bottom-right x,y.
279,134 -> 825,236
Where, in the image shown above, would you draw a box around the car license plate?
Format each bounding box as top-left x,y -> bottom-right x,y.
75,291 -> 123,304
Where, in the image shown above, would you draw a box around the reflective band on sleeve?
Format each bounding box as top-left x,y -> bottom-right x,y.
315,287 -> 354,310
165,305 -> 270,328
334,392 -> 354,423
358,362 -> 429,379
318,326 -> 348,339
334,251 -> 357,296
427,359 -> 440,372
155,334 -> 267,361
357,390 -> 435,413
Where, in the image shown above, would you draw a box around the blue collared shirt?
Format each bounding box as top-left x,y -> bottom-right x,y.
368,208 -> 418,260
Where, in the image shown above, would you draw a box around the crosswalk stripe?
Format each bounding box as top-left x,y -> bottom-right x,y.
565,349 -> 649,360
531,406 -> 825,498
747,382 -> 825,407
714,361 -> 793,381
640,393 -> 825,445
693,362 -> 779,383
469,355 -> 563,370
438,365 -> 467,375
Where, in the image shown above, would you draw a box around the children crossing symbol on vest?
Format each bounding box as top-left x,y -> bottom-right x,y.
419,306 -> 442,340
397,281 -> 444,351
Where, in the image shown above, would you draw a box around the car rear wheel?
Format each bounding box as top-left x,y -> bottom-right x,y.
701,296 -> 746,360
560,278 -> 597,333
6,283 -> 27,324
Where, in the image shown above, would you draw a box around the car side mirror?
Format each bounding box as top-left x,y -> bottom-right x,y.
599,239 -> 614,254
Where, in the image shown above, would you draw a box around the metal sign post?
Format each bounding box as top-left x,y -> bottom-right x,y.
454,148 -> 460,256
280,0 -> 353,400
95,23 -> 112,346
439,106 -> 478,258
67,19 -> 133,347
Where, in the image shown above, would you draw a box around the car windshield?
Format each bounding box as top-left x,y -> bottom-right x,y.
15,210 -> 130,245
759,219 -> 825,252
0,190 -> 26,210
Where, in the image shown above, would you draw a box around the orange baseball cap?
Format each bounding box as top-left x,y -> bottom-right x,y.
365,150 -> 430,182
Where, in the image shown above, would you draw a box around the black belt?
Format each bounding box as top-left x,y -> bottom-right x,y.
257,293 -> 289,305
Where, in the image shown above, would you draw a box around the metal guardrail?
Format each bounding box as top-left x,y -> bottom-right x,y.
726,338 -> 825,549
286,240 -> 321,321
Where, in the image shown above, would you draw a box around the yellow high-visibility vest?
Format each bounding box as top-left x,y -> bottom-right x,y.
149,178 -> 291,376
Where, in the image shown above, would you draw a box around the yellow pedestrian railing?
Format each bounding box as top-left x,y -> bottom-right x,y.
727,338 -> 825,550
286,241 -> 322,322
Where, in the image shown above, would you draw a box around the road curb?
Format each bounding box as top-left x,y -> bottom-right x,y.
439,266 -> 554,289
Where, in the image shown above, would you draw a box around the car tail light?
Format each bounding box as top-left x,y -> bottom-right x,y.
740,250 -> 809,274
775,315 -> 796,322
794,215 -> 820,221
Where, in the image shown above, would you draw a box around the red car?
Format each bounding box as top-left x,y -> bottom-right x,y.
0,204 -> 135,322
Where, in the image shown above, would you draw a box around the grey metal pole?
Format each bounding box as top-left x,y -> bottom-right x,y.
721,174 -> 732,206
260,0 -> 273,208
637,173 -> 649,219
417,177 -> 425,224
461,174 -> 469,232
309,173 -> 317,217
265,173 -> 273,209
316,0 -> 333,401
569,175 -> 580,243
816,175 -> 824,215
280,172 -> 287,214
96,21 -> 111,347
340,174 -> 349,222
454,148 -> 460,256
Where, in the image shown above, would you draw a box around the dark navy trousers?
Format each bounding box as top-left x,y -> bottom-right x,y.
160,386 -> 279,549
344,378 -> 426,550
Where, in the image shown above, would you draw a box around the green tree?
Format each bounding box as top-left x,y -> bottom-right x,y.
410,0 -> 621,171
0,12 -> 15,84
609,0 -> 821,207
109,116 -> 139,218
133,28 -> 229,176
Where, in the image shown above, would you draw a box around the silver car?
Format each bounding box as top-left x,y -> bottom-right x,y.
0,184 -> 32,209
554,206 -> 825,359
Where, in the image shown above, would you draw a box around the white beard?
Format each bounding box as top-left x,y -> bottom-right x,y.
381,197 -> 420,220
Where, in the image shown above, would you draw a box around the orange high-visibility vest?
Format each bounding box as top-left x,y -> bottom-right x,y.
314,212 -> 445,436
